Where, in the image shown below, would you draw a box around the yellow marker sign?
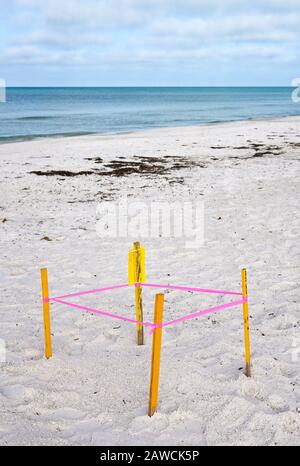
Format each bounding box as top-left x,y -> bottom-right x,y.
130,242 -> 145,345
128,245 -> 146,285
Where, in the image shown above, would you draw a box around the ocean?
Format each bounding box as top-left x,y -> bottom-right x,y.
0,87 -> 299,142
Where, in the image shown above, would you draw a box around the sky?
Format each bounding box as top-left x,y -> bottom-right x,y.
0,0 -> 299,86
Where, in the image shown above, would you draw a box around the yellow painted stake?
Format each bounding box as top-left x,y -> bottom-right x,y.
242,268 -> 251,377
41,268 -> 52,359
148,293 -> 164,417
134,242 -> 144,345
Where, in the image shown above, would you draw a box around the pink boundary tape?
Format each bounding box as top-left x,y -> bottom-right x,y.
48,297 -> 246,332
50,297 -> 154,328
149,298 -> 246,333
138,282 -> 243,296
51,281 -> 242,300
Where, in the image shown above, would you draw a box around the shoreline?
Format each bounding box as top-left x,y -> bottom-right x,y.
1,113 -> 300,146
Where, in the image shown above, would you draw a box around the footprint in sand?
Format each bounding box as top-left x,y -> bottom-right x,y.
0,384 -> 35,404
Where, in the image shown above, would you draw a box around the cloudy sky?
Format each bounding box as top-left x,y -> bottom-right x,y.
0,0 -> 299,86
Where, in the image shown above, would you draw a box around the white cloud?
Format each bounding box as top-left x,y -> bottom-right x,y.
2,46 -> 87,65
10,31 -> 110,50
1,0 -> 299,71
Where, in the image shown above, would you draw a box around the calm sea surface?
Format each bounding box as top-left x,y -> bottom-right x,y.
0,87 -> 299,141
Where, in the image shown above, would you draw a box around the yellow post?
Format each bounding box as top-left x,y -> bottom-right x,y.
134,241 -> 144,345
242,268 -> 251,377
41,268 -> 52,359
148,293 -> 164,417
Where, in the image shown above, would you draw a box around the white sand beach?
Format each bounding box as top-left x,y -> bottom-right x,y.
0,116 -> 299,445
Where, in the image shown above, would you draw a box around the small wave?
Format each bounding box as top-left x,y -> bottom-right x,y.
16,116 -> 57,121
0,131 -> 96,144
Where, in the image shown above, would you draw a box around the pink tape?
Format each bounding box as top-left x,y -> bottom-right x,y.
46,280 -> 246,332
49,281 -> 241,301
148,298 -> 247,334
50,297 -> 154,328
47,296 -> 247,333
139,282 -> 242,296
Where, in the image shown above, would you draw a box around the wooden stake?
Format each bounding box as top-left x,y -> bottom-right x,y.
41,268 -> 52,359
148,293 -> 164,417
241,268 -> 251,377
134,241 -> 144,345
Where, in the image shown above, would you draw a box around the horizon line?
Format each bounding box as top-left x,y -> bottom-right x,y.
5,85 -> 296,88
